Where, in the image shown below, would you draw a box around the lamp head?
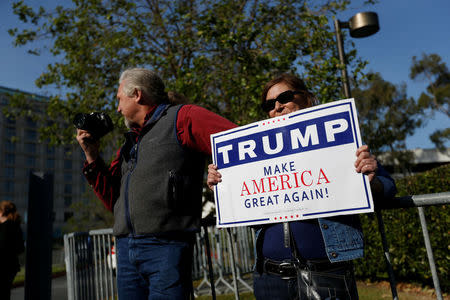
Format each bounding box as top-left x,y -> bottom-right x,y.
348,12 -> 379,38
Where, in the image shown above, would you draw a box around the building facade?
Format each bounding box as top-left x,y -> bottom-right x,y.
380,147 -> 450,178
0,86 -> 87,237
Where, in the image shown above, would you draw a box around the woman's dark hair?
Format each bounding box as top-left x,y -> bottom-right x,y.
261,73 -> 316,108
0,201 -> 21,223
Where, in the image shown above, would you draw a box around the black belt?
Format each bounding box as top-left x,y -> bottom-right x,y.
263,259 -> 351,279
263,259 -> 297,279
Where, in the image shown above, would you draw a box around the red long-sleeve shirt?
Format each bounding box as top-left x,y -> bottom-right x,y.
82,104 -> 236,212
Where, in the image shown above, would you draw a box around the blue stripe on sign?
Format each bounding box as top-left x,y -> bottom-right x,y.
215,111 -> 354,169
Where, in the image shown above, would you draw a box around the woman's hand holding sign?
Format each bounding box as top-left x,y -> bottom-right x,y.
354,145 -> 378,181
207,163 -> 222,191
354,145 -> 385,196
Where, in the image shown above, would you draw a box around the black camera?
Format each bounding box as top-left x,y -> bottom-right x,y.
73,112 -> 114,140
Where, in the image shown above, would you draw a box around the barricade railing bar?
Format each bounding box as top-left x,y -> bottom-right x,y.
376,192 -> 449,300
63,192 -> 449,300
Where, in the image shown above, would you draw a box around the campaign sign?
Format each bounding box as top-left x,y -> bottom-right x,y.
210,98 -> 373,228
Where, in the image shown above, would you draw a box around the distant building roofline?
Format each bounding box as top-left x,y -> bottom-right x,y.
0,85 -> 49,101
379,147 -> 450,166
409,148 -> 450,164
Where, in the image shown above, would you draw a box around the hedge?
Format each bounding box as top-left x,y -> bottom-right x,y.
354,163 -> 449,292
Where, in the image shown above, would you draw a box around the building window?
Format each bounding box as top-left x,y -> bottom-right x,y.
25,143 -> 37,154
25,129 -> 37,140
64,146 -> 72,157
4,180 -> 14,193
35,105 -> 45,114
64,160 -> 72,170
4,167 -> 14,178
26,117 -> 37,127
80,150 -> 86,161
64,212 -> 74,222
5,153 -> 15,165
26,155 -> 36,167
2,195 -> 13,201
46,158 -> 55,169
5,127 -> 16,138
64,196 -> 72,207
6,117 -> 15,125
46,145 -> 55,156
64,184 -> 72,194
64,172 -> 72,182
5,140 -> 15,151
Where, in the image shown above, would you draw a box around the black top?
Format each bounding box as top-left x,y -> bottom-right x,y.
0,220 -> 25,272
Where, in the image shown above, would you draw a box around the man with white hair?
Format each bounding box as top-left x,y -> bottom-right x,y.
76,68 -> 236,299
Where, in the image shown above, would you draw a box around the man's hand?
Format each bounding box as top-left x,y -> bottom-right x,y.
207,164 -> 222,191
76,129 -> 100,164
354,145 -> 378,181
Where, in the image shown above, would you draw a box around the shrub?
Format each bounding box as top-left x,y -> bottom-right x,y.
355,163 -> 449,292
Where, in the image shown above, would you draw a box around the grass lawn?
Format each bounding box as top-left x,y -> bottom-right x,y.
12,265 -> 66,287
14,267 -> 446,299
195,281 -> 445,300
357,281 -> 445,300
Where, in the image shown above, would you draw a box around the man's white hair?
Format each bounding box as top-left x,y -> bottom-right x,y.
119,68 -> 168,104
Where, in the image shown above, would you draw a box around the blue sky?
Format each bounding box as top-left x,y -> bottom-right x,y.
1,0 -> 449,149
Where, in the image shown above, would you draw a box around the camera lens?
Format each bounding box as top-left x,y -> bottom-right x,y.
73,112 -> 113,139
73,113 -> 87,129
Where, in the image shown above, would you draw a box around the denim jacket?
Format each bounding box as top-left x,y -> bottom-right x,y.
254,166 -> 397,272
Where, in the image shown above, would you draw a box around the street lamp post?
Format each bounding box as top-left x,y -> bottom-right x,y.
333,11 -> 380,98
333,11 -> 403,300
334,11 -> 445,300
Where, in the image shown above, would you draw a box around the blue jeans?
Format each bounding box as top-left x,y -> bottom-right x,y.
116,234 -> 194,300
253,262 -> 359,300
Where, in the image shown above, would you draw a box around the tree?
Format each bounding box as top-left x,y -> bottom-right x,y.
62,189 -> 114,233
410,53 -> 450,149
352,72 -> 424,172
8,0 -> 370,148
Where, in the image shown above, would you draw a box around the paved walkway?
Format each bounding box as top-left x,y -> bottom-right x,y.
11,275 -> 68,300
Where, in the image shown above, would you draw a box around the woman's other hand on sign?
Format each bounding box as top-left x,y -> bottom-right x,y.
354,145 -> 378,181
207,164 -> 222,191
354,145 -> 384,196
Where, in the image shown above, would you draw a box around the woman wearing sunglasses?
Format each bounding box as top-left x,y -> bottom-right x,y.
207,73 -> 397,300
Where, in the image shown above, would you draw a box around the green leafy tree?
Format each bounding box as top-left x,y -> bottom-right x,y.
62,189 -> 114,233
8,0 -> 370,147
352,72 -> 424,173
8,0 -> 385,227
410,53 -> 450,149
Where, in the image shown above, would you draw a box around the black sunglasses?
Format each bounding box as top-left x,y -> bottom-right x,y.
261,90 -> 304,112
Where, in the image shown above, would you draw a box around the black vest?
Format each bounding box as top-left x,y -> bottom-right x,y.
113,104 -> 206,236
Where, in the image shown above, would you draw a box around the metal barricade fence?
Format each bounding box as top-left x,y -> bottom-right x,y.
64,229 -> 117,300
64,225 -> 255,300
64,192 -> 450,300
193,226 -> 255,296
376,192 -> 450,300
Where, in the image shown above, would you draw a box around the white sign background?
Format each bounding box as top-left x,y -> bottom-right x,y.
211,99 -> 373,228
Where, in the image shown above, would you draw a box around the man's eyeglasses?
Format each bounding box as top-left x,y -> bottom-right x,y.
261,90 -> 305,112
